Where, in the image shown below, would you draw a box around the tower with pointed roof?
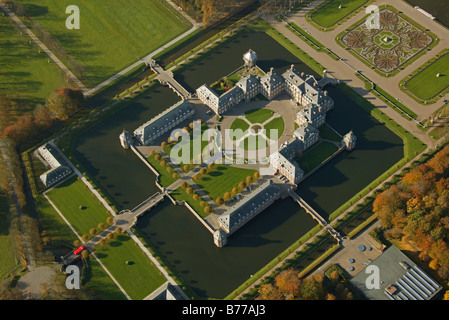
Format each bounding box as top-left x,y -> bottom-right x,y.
243,49 -> 257,67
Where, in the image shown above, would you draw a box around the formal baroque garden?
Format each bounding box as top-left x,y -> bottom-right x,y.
339,7 -> 435,75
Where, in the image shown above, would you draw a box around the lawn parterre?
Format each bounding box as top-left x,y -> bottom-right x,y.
319,123 -> 342,142
194,164 -> 258,203
295,141 -> 339,174
402,51 -> 449,103
163,121 -> 210,166
93,233 -> 166,300
230,118 -> 250,140
244,108 -> 274,124
17,0 -> 191,87
264,116 -> 285,140
35,195 -> 127,299
170,186 -> 212,218
310,0 -> 370,29
146,153 -> 180,187
42,182 -> 166,300
45,176 -> 111,237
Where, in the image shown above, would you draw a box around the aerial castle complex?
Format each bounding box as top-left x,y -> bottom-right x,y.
122,49 -> 356,247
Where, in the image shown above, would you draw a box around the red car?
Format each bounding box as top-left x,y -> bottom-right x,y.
74,246 -> 86,255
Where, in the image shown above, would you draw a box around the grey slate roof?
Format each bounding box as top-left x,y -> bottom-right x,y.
236,74 -> 260,93
297,104 -> 325,125
38,143 -> 72,187
134,99 -> 193,144
294,123 -> 319,142
219,180 -> 280,233
260,70 -> 284,92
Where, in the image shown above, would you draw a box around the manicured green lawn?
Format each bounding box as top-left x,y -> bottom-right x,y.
230,118 -> 249,140
0,15 -> 66,116
45,176 -> 112,237
405,53 -> 449,100
35,195 -> 126,300
18,0 -> 191,86
194,165 -> 257,202
239,136 -> 268,151
93,233 -> 166,300
163,122 -> 209,165
264,117 -> 285,140
0,193 -> 18,281
35,194 -> 75,241
170,187 -> 211,218
245,108 -> 274,124
84,257 -> 127,300
319,123 -> 342,142
311,0 -> 368,28
146,153 -> 179,187
296,141 -> 339,174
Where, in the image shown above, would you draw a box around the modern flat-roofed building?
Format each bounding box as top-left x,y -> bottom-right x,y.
218,179 -> 281,234
351,245 -> 442,300
37,143 -> 72,187
134,100 -> 194,145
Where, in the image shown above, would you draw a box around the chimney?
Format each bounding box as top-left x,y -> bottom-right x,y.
300,72 -> 304,78
270,67 -> 274,74
313,82 -> 316,87
290,64 -> 294,71
324,90 -> 327,96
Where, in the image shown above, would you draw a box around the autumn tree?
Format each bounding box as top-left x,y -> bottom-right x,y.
45,88 -> 84,120
275,269 -> 301,296
257,283 -> 283,300
224,192 -> 232,201
216,197 -> 224,205
106,217 -> 114,225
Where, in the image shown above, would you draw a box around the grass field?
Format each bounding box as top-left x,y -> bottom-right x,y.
0,193 -> 19,281
319,123 -> 342,142
239,136 -> 268,151
311,0 -> 368,28
195,164 -> 257,201
18,0 -> 191,87
0,14 -> 66,117
230,118 -> 250,137
163,122 -> 209,165
35,195 -> 126,299
146,153 -> 180,187
264,117 -> 285,140
405,53 -> 449,101
93,233 -> 166,300
170,187 -> 211,218
245,108 -> 274,124
296,141 -> 339,174
45,176 -> 112,237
